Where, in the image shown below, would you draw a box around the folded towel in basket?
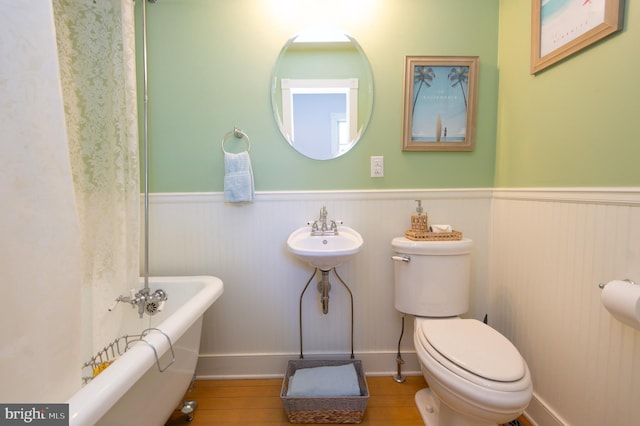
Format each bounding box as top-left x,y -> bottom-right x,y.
287,363 -> 361,397
224,151 -> 254,203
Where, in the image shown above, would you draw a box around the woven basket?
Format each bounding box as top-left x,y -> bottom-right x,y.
281,359 -> 369,424
405,229 -> 463,241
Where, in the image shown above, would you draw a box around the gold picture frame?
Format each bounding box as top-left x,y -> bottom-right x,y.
531,0 -> 624,74
402,56 -> 479,152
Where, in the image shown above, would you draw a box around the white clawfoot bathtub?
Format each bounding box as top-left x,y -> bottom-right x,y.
67,276 -> 223,426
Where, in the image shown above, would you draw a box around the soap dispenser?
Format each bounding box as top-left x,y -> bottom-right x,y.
410,200 -> 429,233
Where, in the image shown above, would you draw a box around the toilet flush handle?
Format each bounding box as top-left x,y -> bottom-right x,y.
391,255 -> 411,263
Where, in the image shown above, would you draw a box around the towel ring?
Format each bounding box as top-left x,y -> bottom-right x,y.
221,127 -> 250,154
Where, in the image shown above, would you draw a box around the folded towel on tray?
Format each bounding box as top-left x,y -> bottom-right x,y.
429,224 -> 452,233
224,151 -> 254,203
287,363 -> 361,397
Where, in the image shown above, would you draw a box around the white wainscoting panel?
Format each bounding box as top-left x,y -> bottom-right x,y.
143,190 -> 492,377
490,188 -> 640,426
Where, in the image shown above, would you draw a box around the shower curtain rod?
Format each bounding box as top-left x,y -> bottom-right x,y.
141,0 -> 153,290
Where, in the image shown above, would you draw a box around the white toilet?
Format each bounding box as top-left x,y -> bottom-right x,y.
392,237 -> 532,426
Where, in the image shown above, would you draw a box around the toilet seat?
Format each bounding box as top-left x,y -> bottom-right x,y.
416,318 -> 528,392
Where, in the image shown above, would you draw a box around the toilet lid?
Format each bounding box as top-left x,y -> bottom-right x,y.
420,319 -> 525,382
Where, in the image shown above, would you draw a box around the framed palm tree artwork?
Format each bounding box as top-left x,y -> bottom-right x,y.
402,56 -> 479,152
531,0 -> 624,74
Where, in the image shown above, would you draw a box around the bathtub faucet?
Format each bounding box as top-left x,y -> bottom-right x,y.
109,288 -> 168,318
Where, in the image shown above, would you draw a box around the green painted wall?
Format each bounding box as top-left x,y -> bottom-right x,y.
138,0 -> 499,192
496,1 -> 639,187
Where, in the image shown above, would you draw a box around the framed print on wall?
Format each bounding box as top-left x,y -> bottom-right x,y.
402,56 -> 479,152
531,0 -> 624,74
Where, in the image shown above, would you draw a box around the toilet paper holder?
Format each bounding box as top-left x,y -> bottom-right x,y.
598,278 -> 637,289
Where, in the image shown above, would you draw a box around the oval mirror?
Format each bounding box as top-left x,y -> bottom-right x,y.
271,26 -> 374,160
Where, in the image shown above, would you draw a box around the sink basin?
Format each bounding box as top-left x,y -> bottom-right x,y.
287,225 -> 363,270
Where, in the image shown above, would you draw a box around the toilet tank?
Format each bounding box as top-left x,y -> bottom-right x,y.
392,237 -> 473,317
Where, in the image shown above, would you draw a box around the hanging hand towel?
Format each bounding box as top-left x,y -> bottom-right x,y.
224,151 -> 255,203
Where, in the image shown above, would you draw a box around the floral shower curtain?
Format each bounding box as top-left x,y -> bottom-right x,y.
1,0 -> 138,400
1,1 -> 84,402
53,0 -> 140,356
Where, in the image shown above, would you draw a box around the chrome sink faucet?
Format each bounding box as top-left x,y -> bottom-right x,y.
319,206 -> 328,231
309,206 -> 341,236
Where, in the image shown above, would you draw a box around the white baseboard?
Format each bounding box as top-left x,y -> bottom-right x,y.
524,393 -> 567,426
195,351 -> 422,380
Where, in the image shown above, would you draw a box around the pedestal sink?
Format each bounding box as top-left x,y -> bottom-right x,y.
287,214 -> 363,358
287,225 -> 363,270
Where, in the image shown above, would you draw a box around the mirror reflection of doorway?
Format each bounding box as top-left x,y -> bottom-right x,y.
292,93 -> 346,158
281,78 -> 358,160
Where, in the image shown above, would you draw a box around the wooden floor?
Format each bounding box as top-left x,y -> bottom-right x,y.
166,377 -> 531,426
